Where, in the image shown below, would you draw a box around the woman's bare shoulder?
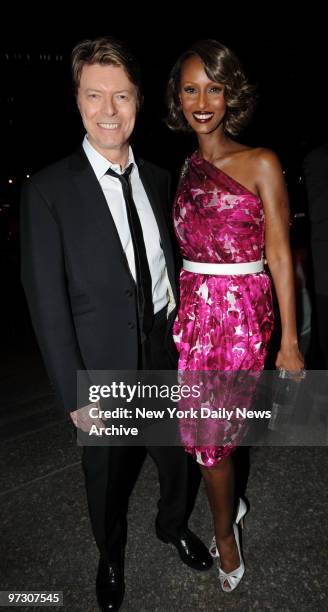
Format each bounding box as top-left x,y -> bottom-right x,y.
248,147 -> 282,169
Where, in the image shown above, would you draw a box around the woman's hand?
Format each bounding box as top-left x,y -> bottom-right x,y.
275,341 -> 305,375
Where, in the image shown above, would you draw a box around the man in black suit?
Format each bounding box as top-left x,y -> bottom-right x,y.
303,141 -> 328,368
20,37 -> 211,611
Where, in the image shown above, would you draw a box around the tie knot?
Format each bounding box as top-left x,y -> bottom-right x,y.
123,163 -> 133,179
105,163 -> 133,181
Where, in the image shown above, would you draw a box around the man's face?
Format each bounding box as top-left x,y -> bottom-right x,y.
77,63 -> 138,161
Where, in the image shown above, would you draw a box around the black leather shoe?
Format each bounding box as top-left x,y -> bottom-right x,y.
96,555 -> 125,611
156,525 -> 213,571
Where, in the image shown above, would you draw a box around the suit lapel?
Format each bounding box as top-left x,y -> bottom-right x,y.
69,147 -> 134,280
136,159 -> 177,302
68,148 -> 177,304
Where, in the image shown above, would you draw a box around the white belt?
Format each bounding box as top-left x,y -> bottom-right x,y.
182,259 -> 264,275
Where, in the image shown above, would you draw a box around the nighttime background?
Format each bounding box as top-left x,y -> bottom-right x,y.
1,16 -> 327,348
1,15 -> 328,611
1,12 -> 327,354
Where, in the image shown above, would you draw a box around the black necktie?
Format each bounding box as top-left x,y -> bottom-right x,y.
106,164 -> 154,339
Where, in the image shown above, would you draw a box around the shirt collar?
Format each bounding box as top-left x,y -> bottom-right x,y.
82,135 -> 137,180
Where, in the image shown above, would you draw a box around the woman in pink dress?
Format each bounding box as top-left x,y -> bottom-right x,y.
166,40 -> 304,592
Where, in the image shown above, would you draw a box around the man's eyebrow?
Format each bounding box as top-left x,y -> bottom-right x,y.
84,88 -> 132,93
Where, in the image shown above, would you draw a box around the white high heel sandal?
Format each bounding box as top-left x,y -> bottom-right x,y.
218,522 -> 245,592
209,497 -> 247,558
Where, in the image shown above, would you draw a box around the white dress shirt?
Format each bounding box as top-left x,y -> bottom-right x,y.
82,136 -> 169,314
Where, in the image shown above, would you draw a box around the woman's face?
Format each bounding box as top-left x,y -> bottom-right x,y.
179,55 -> 226,135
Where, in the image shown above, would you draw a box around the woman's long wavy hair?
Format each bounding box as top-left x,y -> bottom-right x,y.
166,39 -> 257,137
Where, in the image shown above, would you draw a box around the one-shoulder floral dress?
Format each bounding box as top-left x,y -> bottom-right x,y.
173,151 -> 274,467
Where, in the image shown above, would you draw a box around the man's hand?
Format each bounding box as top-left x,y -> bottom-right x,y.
70,403 -> 104,434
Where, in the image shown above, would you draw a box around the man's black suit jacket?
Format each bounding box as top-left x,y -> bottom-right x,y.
21,147 -> 179,413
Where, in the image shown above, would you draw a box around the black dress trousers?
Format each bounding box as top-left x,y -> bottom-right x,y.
81,307 -> 192,562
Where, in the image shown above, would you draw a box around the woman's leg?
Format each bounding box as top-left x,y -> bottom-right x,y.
200,455 -> 240,586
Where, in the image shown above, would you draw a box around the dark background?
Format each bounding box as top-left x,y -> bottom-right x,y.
0,14 -> 326,347
2,16 -> 327,173
1,20 -> 326,610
